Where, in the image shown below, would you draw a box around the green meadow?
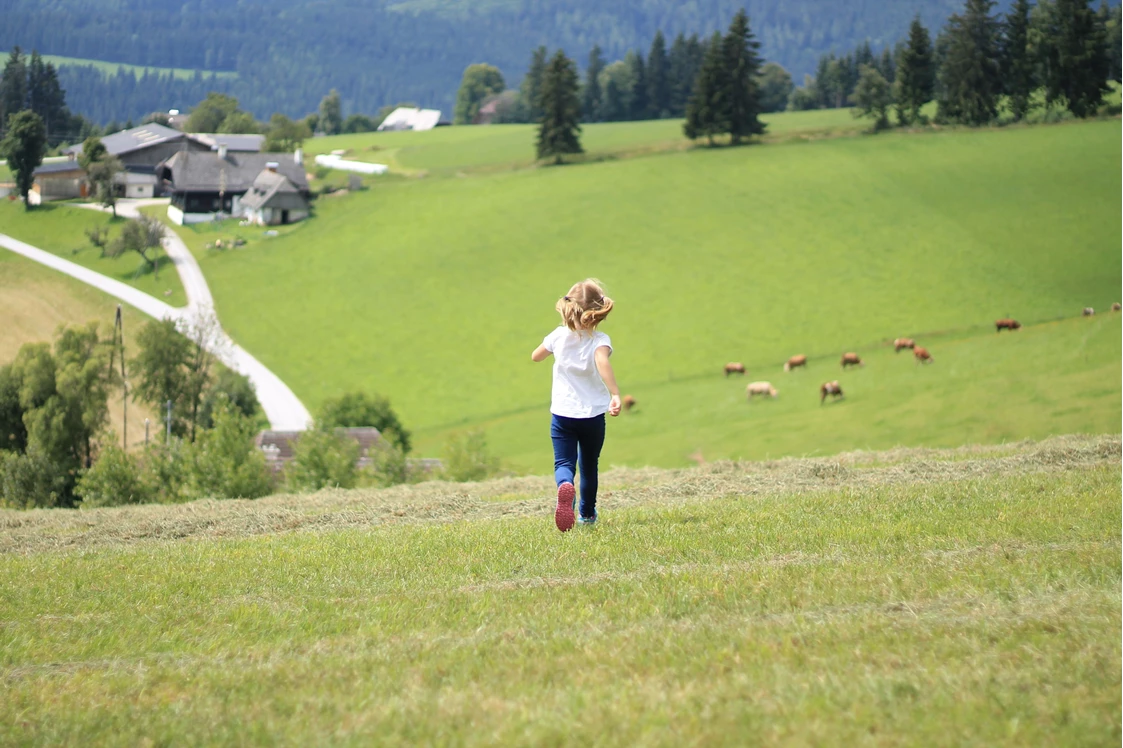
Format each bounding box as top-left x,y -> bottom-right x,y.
0,201 -> 187,307
1,436 -> 1119,744
197,118 -> 1120,466
0,50 -> 237,80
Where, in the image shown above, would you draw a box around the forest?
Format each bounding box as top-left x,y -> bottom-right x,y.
1,0 -> 997,123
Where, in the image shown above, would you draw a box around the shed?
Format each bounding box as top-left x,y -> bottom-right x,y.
240,168 -> 311,226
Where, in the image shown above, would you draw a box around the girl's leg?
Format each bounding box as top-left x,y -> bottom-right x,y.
575,414 -> 606,518
550,415 -> 578,488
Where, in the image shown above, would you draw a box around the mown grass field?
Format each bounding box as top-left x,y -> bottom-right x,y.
0,250 -> 158,447
0,50 -> 238,80
0,201 -> 187,307
1,435 -> 1118,744
197,118 -> 1120,467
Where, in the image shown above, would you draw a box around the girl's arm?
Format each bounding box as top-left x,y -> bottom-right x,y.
594,345 -> 622,416
531,344 -> 552,362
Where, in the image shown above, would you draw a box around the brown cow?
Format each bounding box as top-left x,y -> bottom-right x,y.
914,346 -> 933,364
893,338 -> 915,353
746,381 -> 778,399
1083,307 -> 1095,316
820,380 -> 843,404
840,352 -> 863,368
622,394 -> 637,411
724,362 -> 746,377
1112,303 -> 1121,312
995,318 -> 1021,332
783,354 -> 807,372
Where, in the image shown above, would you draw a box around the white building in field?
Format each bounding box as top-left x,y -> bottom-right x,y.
376,107 -> 442,132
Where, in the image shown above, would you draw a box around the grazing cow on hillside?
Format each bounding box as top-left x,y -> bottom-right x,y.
840,352 -> 863,368
894,338 -> 915,353
1083,307 -> 1095,316
724,362 -> 746,377
1112,303 -> 1121,312
746,381 -> 778,399
914,346 -> 933,364
995,318 -> 1021,332
820,381 -> 844,404
784,354 -> 807,372
622,395 -> 637,411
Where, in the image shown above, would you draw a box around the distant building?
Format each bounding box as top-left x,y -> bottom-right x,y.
376,107 -> 443,132
255,428 -> 384,474
189,133 -> 266,153
157,147 -> 310,225
28,159 -> 88,204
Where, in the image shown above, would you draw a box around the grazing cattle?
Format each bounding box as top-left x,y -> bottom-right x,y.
746,381 -> 778,399
783,354 -> 807,372
894,338 -> 915,353
724,362 -> 746,377
914,346 -> 933,364
820,380 -> 843,404
1112,303 -> 1121,312
622,394 -> 637,411
840,352 -> 863,368
1083,307 -> 1095,316
995,318 -> 1021,332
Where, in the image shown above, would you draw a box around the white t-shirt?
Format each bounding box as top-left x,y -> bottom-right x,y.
542,326 -> 613,419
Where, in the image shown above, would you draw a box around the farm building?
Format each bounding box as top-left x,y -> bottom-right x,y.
255,428 -> 384,474
157,147 -> 310,225
190,133 -> 265,153
376,107 -> 443,131
28,159 -> 88,204
240,168 -> 311,226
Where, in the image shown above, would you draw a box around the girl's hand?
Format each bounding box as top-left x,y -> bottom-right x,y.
608,395 -> 622,417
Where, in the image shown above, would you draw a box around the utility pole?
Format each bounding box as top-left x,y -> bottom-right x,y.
166,399 -> 173,442
108,305 -> 128,448
145,418 -> 150,446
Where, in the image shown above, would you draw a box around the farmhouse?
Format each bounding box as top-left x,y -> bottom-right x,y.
255,428 -> 383,474
157,147 -> 310,225
28,159 -> 88,204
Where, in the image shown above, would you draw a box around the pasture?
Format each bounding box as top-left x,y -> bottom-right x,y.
1,435 -> 1118,744
196,119 -> 1120,467
0,50 -> 238,81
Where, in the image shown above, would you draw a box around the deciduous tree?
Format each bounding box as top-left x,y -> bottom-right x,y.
108,214 -> 164,276
757,62 -> 794,113
185,92 -> 240,132
454,64 -> 506,124
0,109 -> 46,209
263,113 -> 311,152
319,89 -> 343,135
851,64 -> 894,130
318,392 -> 411,453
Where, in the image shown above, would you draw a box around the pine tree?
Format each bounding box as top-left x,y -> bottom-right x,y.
878,46 -> 897,82
668,33 -> 691,117
1002,0 -> 1035,121
647,31 -> 671,118
535,50 -> 582,164
722,9 -> 765,144
938,0 -> 1003,125
0,48 -> 28,134
896,17 -> 936,124
1042,0 -> 1110,117
624,50 -> 648,120
582,46 -> 605,123
1104,3 -> 1122,83
684,32 -> 727,145
520,46 -> 549,122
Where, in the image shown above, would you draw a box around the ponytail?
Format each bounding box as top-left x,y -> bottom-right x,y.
556,279 -> 614,331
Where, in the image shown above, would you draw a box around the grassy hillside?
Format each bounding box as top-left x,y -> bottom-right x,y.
0,201 -> 187,307
0,250 -> 158,448
196,119 -> 1121,466
1,435 -> 1118,744
0,50 -> 237,80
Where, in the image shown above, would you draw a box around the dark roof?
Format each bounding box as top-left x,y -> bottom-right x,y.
65,123 -> 185,157
160,151 -> 309,194
254,428 -> 383,473
33,160 -> 85,176
190,133 -> 265,152
240,169 -> 305,211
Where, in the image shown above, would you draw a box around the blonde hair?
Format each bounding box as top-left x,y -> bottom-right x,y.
556,278 -> 614,331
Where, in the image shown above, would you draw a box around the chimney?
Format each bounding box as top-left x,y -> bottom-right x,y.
294,148 -> 303,166
218,143 -> 228,160
266,161 -> 279,173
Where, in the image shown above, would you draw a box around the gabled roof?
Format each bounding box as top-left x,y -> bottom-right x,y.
65,123 -> 185,157
33,160 -> 85,176
190,133 -> 265,152
240,168 -> 304,211
159,151 -> 309,194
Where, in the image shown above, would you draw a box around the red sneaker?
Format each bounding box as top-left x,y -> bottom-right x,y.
555,482 -> 576,532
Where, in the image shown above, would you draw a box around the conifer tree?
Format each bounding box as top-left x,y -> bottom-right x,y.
722,9 -> 765,144
878,46 -> 897,82
647,31 -> 671,118
684,32 -> 727,144
0,48 -> 27,134
896,17 -> 936,124
938,0 -> 1002,125
1002,0 -> 1035,121
624,50 -> 648,120
535,50 -> 582,164
1041,0 -> 1110,117
668,33 -> 691,116
582,46 -> 605,123
520,46 -> 549,122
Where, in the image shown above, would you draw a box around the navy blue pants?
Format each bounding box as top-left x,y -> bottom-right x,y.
551,413 -> 606,518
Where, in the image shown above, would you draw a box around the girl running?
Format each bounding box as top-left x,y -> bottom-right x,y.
531,279 -> 622,532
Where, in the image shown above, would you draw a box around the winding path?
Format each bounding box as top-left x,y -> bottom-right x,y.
1,199 -> 311,430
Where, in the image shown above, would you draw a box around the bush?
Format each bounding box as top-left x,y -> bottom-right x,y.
185,399 -> 273,499
361,442 -> 411,488
76,441 -> 153,507
286,428 -> 360,491
139,440 -> 191,504
0,448 -> 69,509
200,367 -> 263,430
441,429 -> 499,483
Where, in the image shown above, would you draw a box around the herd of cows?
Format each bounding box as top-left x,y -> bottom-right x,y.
617,307 -> 1119,413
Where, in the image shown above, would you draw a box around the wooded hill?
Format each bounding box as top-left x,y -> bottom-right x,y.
3,0 -> 990,121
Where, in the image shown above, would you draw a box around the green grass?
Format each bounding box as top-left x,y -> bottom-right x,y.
0,50 -> 237,80
196,119 -> 1121,466
1,436 -> 1119,744
0,201 -> 187,307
